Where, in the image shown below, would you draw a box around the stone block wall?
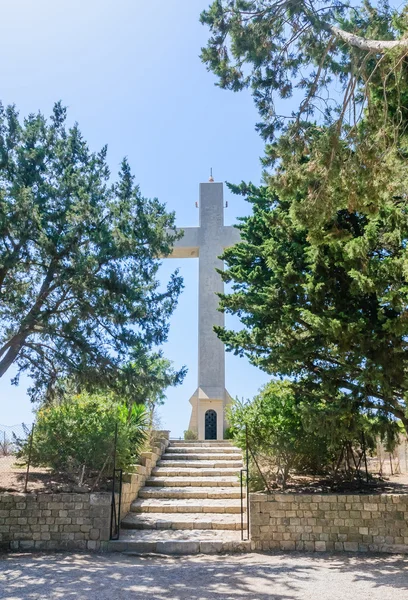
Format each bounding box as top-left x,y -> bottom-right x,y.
0,492 -> 111,551
0,430 -> 169,552
119,430 -> 169,517
250,492 -> 408,554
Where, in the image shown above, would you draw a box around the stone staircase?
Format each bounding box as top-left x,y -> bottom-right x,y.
108,440 -> 250,554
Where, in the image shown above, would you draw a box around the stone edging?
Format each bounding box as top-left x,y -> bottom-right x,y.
250,492 -> 408,554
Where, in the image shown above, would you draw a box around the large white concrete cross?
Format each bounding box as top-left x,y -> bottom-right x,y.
167,181 -> 240,440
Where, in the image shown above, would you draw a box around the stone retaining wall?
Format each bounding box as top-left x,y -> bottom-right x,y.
119,430 -> 169,517
250,492 -> 408,554
0,491 -> 111,551
0,430 -> 169,552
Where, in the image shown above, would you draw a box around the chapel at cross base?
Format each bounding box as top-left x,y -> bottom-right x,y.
167,178 -> 240,440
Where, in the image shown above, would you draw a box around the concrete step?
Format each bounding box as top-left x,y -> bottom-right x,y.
170,441 -> 234,446
157,459 -> 244,468
160,453 -> 243,461
139,486 -> 241,500
151,467 -> 242,478
146,476 -> 240,487
107,529 -> 250,555
166,447 -> 241,454
121,512 -> 246,531
130,498 -> 244,514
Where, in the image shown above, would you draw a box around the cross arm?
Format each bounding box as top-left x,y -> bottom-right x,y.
223,225 -> 241,249
166,227 -> 200,259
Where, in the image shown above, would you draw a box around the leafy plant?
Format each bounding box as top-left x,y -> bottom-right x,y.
228,381 -> 333,487
184,429 -> 198,441
19,392 -> 148,482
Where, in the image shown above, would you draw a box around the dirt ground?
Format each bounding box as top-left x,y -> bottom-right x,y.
0,456 -> 53,493
0,456 -> 99,494
267,472 -> 408,495
2,453 -> 408,495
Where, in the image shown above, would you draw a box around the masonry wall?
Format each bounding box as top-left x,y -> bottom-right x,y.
119,430 -> 169,517
0,430 -> 169,552
0,492 -> 111,551
250,492 -> 408,554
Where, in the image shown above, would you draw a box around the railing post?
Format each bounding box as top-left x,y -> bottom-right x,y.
240,424 -> 250,542
117,468 -> 123,537
110,423 -> 119,541
24,423 -> 35,494
240,469 -> 244,541
245,423 -> 250,540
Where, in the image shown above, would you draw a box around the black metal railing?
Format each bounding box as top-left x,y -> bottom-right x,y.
240,425 -> 250,541
109,423 -> 123,541
110,467 -> 123,540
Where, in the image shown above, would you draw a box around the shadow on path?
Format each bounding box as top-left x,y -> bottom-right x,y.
0,551 -> 407,600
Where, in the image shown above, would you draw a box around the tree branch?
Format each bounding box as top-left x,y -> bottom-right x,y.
331,26 -> 408,53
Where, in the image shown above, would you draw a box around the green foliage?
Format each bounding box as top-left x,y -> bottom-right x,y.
202,1 -> 408,450
201,1 -> 408,224
183,429 -> 198,441
228,382 -> 333,486
0,102 -> 184,400
201,1 -> 404,138
223,426 -> 235,440
22,392 -> 148,479
217,182 -> 408,435
118,354 -> 186,408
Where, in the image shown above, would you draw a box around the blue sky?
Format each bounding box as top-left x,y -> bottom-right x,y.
0,0 -> 270,434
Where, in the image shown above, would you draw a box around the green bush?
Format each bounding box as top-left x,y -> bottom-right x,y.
21,393 -> 148,481
227,381 -> 334,487
223,427 -> 235,440
183,429 -> 198,441
228,381 -> 397,489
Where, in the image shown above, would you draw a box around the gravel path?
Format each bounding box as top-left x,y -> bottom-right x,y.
0,551 -> 407,600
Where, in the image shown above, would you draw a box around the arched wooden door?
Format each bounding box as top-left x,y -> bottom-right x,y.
205,409 -> 217,440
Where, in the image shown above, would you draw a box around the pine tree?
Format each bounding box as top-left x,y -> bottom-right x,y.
217,182 -> 408,432
0,102 -> 184,400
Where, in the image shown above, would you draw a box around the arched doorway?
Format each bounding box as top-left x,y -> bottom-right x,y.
205,409 -> 217,440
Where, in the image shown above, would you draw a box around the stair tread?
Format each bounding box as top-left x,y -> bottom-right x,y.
147,476 -> 240,486
166,447 -> 241,453
107,529 -> 250,554
144,484 -> 240,490
161,453 -> 242,459
117,529 -> 245,542
122,511 -> 245,530
170,441 -> 234,445
131,498 -> 244,514
152,468 -> 241,477
140,487 -> 241,499
157,460 -> 243,467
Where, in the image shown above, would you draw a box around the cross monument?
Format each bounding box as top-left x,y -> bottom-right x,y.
167,180 -> 240,440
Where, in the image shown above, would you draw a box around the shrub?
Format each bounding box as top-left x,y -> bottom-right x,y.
20,393 -> 148,482
224,427 -> 235,440
184,429 -> 198,441
228,381 -> 398,489
227,381 -> 334,488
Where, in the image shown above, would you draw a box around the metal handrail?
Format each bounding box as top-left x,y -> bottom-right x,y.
110,467 -> 123,540
240,425 -> 250,541
109,423 -> 123,541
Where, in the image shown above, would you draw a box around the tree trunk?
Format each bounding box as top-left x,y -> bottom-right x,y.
0,341 -> 24,377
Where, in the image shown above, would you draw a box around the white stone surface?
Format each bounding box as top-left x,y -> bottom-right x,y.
166,182 -> 240,439
120,441 -> 247,548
